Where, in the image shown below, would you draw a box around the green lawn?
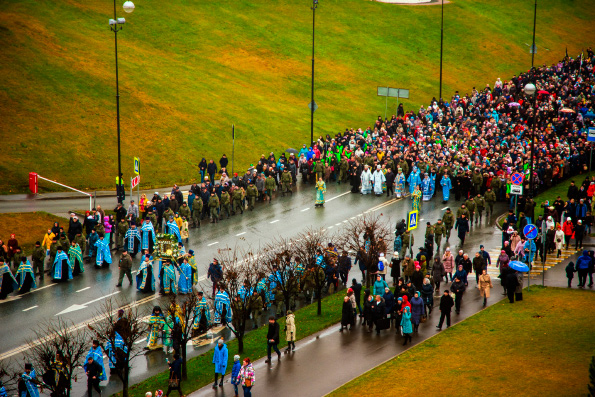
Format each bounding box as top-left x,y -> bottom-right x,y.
116,291 -> 344,396
0,212 -> 66,256
328,286 -> 595,397
1,0 -> 594,193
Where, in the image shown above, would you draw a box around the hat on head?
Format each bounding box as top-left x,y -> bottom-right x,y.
234,355 -> 240,361
188,250 -> 194,256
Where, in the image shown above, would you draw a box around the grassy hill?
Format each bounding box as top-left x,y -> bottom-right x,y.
1,0 -> 593,193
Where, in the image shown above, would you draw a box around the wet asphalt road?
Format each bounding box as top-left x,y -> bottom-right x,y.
0,181 -> 508,396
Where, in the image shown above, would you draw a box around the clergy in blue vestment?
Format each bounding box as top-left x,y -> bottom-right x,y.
124,224 -> 142,258
136,255 -> 155,293
52,248 -> 72,282
440,173 -> 452,203
83,341 -> 107,381
140,218 -> 156,254
214,287 -> 232,325
94,236 -> 112,268
177,258 -> 194,294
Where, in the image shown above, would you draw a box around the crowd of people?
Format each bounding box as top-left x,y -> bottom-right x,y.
3,50 -> 595,397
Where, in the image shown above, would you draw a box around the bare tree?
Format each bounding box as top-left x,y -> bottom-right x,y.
165,293 -> 199,380
0,360 -> 18,397
261,238 -> 300,317
337,213 -> 391,288
21,318 -> 89,397
210,247 -> 262,353
292,227 -> 334,315
88,299 -> 147,397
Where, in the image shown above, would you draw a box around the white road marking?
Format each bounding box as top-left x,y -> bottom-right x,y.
197,275 -> 208,282
335,223 -> 342,226
134,339 -> 146,345
441,207 -> 449,210
235,232 -> 246,236
327,226 -> 334,229
270,220 -> 280,224
301,208 -> 310,212
420,219 -> 424,221
83,291 -> 121,306
23,305 -> 38,312
27,284 -> 56,294
76,287 -> 91,293
207,242 -> 219,247
350,216 -> 356,220
131,270 -> 138,274
325,191 -> 350,202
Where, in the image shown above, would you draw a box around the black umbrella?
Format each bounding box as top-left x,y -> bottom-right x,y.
286,148 -> 299,155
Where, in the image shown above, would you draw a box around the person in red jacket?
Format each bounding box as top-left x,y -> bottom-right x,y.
562,217 -> 574,250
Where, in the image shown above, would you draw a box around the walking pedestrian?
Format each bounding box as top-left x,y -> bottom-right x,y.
436,290 -> 454,331
477,269 -> 493,306
455,214 -> 470,247
410,291 -> 424,333
85,357 -> 103,396
230,355 -> 241,397
116,250 -> 133,287
284,310 -> 296,352
164,353 -> 184,397
339,296 -> 355,332
237,358 -> 255,397
421,277 -> 434,314
265,316 -> 281,364
565,261 -> 576,288
450,277 -> 466,314
400,306 -> 413,345
575,250 -> 591,288
212,338 -> 228,388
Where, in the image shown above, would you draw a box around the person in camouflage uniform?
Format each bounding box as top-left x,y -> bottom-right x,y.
116,218 -> 129,250
208,191 -> 220,223
191,198 -> 203,228
232,187 -> 244,215
442,208 -> 456,241
246,182 -> 258,211
281,169 -> 293,196
220,189 -> 231,219
474,194 -> 485,225
484,187 -> 497,219
433,219 -> 446,252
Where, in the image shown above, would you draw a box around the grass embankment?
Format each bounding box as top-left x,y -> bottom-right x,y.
116,292 -> 344,396
0,212 -> 66,255
328,286 -> 595,397
1,0 -> 594,193
499,171 -> 595,228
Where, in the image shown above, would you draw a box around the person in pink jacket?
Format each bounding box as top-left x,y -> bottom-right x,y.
442,248 -> 455,282
104,216 -> 113,249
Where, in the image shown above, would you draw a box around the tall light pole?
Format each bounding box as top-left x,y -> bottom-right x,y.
524,82 -> 537,197
439,0 -> 444,101
531,0 -> 537,69
310,0 -> 318,146
110,0 -> 135,203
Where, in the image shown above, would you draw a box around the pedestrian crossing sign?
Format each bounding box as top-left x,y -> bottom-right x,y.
407,210 -> 418,231
134,157 -> 140,175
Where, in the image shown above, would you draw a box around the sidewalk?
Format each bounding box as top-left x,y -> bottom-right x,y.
189,247 -> 587,397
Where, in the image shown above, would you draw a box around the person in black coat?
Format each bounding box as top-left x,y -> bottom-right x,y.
450,277 -> 466,314
372,295 -> 386,335
351,279 -> 362,316
265,316 -> 281,364
506,270 -> 519,303
455,215 -> 470,246
339,296 -> 355,332
165,353 -> 184,397
385,169 -> 395,197
436,290 -> 454,330
85,357 -> 103,396
363,292 -> 374,332
390,253 -> 401,286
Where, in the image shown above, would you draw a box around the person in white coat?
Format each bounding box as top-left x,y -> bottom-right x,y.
361,165 -> 372,195
372,166 -> 386,196
554,225 -> 565,258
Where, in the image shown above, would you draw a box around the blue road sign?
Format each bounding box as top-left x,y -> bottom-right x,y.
407,210 -> 418,231
511,173 -> 524,185
523,223 -> 538,240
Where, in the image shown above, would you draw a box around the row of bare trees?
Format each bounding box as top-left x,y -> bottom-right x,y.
1,214 -> 391,396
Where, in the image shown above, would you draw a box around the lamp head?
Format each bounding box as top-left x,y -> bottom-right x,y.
123,1 -> 135,13
524,83 -> 536,96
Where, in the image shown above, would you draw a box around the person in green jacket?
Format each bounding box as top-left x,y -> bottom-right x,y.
264,175 -> 276,202
246,183 -> 258,211
314,161 -> 325,180
442,208 -> 456,241
49,238 -> 59,268
116,218 -> 129,250
232,187 -> 244,215
484,187 -> 497,218
208,192 -> 220,223
433,219 -> 446,252
191,199 -> 203,228
74,233 -> 86,257
179,202 -> 191,221
281,170 -> 293,196
220,190 -> 231,219
464,198 -> 476,224
32,241 -> 46,280
339,159 -> 349,183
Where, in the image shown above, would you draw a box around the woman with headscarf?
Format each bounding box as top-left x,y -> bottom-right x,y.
7,234 -> 18,261
421,277 -> 434,314
442,249 -> 455,282
554,224 -> 565,257
363,290 -> 374,332
51,222 -> 61,237
400,306 -> 413,345
411,263 -> 424,292
339,296 -> 355,332
453,264 -> 468,286
410,291 -> 424,333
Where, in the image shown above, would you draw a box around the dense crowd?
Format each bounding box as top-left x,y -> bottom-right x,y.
2,49 -> 595,397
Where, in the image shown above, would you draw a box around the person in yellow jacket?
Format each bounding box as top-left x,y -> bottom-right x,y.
42,229 -> 55,255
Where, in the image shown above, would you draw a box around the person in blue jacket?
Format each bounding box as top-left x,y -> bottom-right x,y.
575,251 -> 591,288
212,338 -> 228,389
373,274 -> 388,296
230,355 -> 242,396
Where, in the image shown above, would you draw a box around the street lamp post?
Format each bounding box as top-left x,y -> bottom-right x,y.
531,0 -> 537,69
310,0 -> 318,146
439,0 -> 444,101
110,0 -> 134,203
524,82 -> 537,198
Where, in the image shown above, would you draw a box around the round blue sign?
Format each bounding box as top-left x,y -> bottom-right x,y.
523,223 -> 538,240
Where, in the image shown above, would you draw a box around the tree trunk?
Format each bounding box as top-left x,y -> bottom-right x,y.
285,296 -> 291,316
316,287 -> 322,315
181,339 -> 188,380
122,367 -> 130,397
238,333 -> 244,354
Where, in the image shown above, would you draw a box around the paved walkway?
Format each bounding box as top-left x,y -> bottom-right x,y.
189,246 -> 588,397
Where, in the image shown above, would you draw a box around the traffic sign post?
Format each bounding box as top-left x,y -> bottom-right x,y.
523,224 -> 538,240
511,173 -> 524,185
523,223 -> 538,291
133,157 -> 140,205
134,157 -> 140,175
407,210 -> 418,258
510,185 -> 523,195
